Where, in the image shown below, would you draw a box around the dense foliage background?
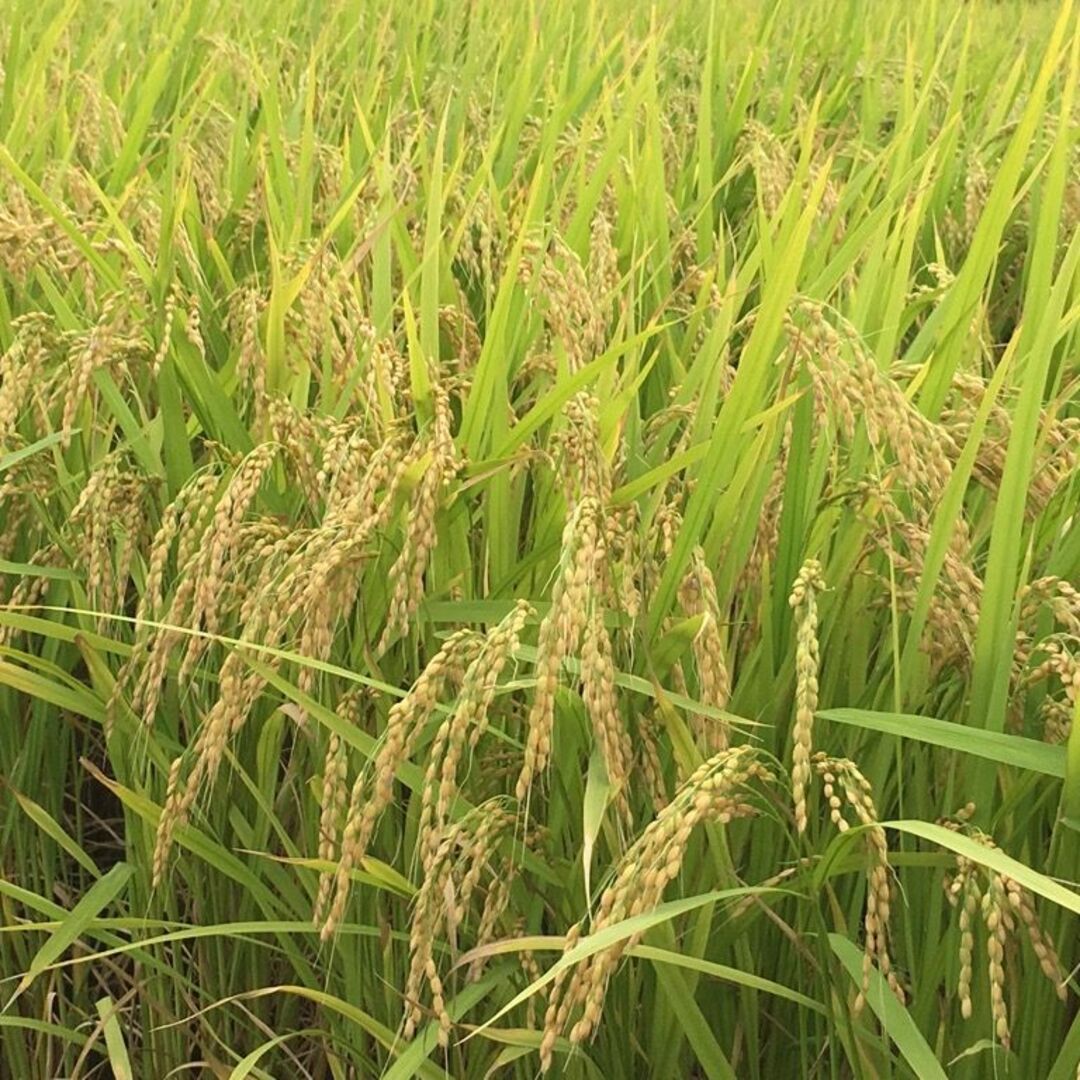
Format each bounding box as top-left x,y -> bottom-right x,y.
0,0 -> 1078,1076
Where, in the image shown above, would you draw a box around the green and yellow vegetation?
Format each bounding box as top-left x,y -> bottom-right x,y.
1,0 -> 1079,1076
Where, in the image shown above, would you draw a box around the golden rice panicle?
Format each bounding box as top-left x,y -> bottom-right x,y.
560,392 -> 611,506
539,746 -> 772,1071
788,300 -> 954,507
266,397 -> 322,511
858,487 -> 980,671
740,437 -> 787,603
942,808 -> 979,1018
0,314 -> 53,448
151,286 -> 178,379
589,195 -> 620,311
277,443 -> 425,726
636,708 -> 669,812
1020,576 -> 1080,638
466,876 -> 515,982
0,473 -> 46,567
325,278 -> 379,407
955,868 -> 980,1019
58,296 -> 141,449
1018,638 -> 1078,743
317,421 -> 372,514
319,428 -> 406,541
419,601 -> 531,872
813,754 -> 903,1009
179,442 -> 278,683
151,650 -> 268,885
964,156 -> 989,240
106,483 -> 185,732
292,252 -> 341,384
580,606 -> 632,823
537,921 -> 583,1071
319,629 -> 481,939
403,803 -> 515,1047
154,583 -> 298,883
0,544 -> 58,648
67,455 -> 152,632
1001,875 -> 1066,998
232,523 -> 300,630
0,184 -> 86,284
312,690 -> 365,927
742,119 -> 792,216
378,381 -> 461,653
519,233 -> 604,373
174,472 -> 223,577
790,558 -> 824,834
127,472 -> 220,729
66,458 -> 120,620
152,756 -> 186,883
678,546 -> 731,752
611,502 -> 642,619
451,807 -> 517,943
943,375 -> 1079,516
402,830 -> 456,1046
942,813 -> 1066,1043
983,873 -> 1012,1046
516,495 -> 600,803
517,929 -> 545,1029
260,554 -> 358,729
229,285 -> 266,421
438,300 -> 482,379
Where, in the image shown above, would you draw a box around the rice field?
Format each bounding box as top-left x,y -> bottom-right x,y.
1,0 -> 1079,1076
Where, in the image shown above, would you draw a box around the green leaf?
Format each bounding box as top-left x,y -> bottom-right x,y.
465,888 -> 785,1039
886,821 -> 1079,914
631,944 -> 826,1015
819,708 -> 1066,778
651,959 -> 736,1080
9,787 -> 101,878
0,431 -> 68,475
8,862 -> 133,1006
95,996 -> 134,1080
0,559 -> 79,582
582,742 -> 612,907
828,934 -> 946,1080
383,976 -> 501,1080
228,1032 -> 313,1080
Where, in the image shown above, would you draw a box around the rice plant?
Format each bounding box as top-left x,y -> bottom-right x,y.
1,0 -> 1078,1077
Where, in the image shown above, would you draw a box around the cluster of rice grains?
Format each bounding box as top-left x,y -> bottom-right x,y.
789,558 -> 824,835
789,560 -> 903,1012
942,807 -> 1066,1047
676,546 -> 733,753
2,7 -> 1079,1075
88,264 -> 481,878
538,746 -> 774,1072
405,801 -> 520,1046
308,606 -> 562,1049
781,300 -> 1079,688
813,754 -> 903,1011
1014,577 -> 1080,742
512,299 -> 639,815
